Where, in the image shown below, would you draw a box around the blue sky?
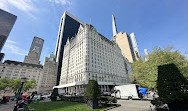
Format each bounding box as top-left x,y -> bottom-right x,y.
1,0 -> 188,63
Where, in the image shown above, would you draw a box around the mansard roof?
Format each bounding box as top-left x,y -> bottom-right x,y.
3,60 -> 43,68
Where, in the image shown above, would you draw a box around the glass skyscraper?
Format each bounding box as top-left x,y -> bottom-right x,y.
0,9 -> 17,52
55,11 -> 85,85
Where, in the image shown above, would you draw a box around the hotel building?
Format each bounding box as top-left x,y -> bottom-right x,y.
55,24 -> 132,93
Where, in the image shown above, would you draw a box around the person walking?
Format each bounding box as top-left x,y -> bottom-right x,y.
36,95 -> 40,103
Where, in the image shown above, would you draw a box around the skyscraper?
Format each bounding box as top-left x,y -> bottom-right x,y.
144,49 -> 149,61
112,15 -> 136,63
24,37 -> 44,65
130,33 -> 141,60
55,11 -> 85,85
112,15 -> 117,37
0,9 -> 17,52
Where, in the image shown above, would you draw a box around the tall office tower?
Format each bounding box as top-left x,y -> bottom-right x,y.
0,9 -> 17,52
130,33 -> 141,60
112,15 -> 135,63
144,49 -> 149,61
24,37 -> 44,65
55,11 -> 85,85
112,15 -> 117,37
55,24 -> 130,93
113,32 -> 136,63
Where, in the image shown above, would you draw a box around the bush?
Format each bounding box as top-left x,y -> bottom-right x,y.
50,88 -> 59,101
157,63 -> 188,104
99,96 -> 117,105
84,80 -> 100,109
84,80 -> 101,100
59,95 -> 85,103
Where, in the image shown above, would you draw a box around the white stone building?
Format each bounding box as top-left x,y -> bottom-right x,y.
0,60 -> 43,92
39,53 -> 58,93
0,53 -> 57,94
55,24 -> 131,93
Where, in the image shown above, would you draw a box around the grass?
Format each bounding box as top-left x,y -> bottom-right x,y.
28,101 -> 109,111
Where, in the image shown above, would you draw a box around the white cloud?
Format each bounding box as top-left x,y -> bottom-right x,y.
49,0 -> 72,6
0,0 -> 37,19
3,40 -> 27,56
0,0 -> 9,11
6,40 -> 17,44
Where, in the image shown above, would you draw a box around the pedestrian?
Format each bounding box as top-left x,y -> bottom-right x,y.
153,91 -> 156,99
27,96 -> 30,104
36,95 -> 40,103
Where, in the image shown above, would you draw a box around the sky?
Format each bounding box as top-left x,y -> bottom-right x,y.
1,0 -> 188,63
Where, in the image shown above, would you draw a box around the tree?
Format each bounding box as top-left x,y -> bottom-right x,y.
0,78 -> 13,90
131,46 -> 188,89
157,63 -> 188,110
0,78 -> 36,92
50,88 -> 58,101
23,80 -> 36,92
84,80 -> 101,109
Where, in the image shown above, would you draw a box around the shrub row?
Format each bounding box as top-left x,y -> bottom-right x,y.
99,96 -> 117,105
58,95 -> 117,104
59,96 -> 85,103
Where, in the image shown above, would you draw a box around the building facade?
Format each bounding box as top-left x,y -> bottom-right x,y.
113,32 -> 136,63
55,11 -> 85,85
55,24 -> 131,94
0,53 -> 57,93
0,36 -> 57,93
24,37 -> 44,65
39,53 -> 58,93
144,49 -> 149,61
0,60 -> 43,92
0,9 -> 17,52
130,33 -> 141,60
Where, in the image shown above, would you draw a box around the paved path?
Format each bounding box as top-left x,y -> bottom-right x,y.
110,100 -> 155,111
0,101 -> 15,111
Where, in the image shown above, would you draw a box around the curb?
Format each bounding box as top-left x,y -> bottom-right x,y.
102,104 -> 121,111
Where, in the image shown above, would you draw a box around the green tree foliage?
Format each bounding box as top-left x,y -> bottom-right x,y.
131,46 -> 188,89
157,63 -> 188,103
0,78 -> 14,90
50,88 -> 59,101
23,80 -> 36,91
84,80 -> 101,100
0,78 -> 36,92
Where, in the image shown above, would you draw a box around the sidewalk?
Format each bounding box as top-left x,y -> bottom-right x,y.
0,101 -> 15,111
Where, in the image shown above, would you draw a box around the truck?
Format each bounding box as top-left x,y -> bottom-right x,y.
111,84 -> 140,99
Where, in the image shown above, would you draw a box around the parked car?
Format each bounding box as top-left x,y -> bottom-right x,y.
41,93 -> 51,99
0,96 -> 9,104
102,92 -> 111,96
10,96 -> 15,101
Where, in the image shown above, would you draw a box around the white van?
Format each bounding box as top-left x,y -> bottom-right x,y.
111,84 -> 140,99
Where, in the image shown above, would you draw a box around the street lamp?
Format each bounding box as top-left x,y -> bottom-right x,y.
14,77 -> 27,110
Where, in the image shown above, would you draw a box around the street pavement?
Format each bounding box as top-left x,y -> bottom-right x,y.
0,101 -> 15,111
110,99 -> 155,111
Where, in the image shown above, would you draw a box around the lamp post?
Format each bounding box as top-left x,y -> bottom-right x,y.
14,77 -> 27,110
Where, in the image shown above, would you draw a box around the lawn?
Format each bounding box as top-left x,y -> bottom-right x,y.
28,101 -> 109,111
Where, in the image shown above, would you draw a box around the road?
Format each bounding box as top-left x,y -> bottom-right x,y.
110,100 -> 155,111
0,101 -> 15,111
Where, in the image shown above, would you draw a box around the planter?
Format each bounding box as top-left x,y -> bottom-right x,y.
50,97 -> 57,101
87,99 -> 98,109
